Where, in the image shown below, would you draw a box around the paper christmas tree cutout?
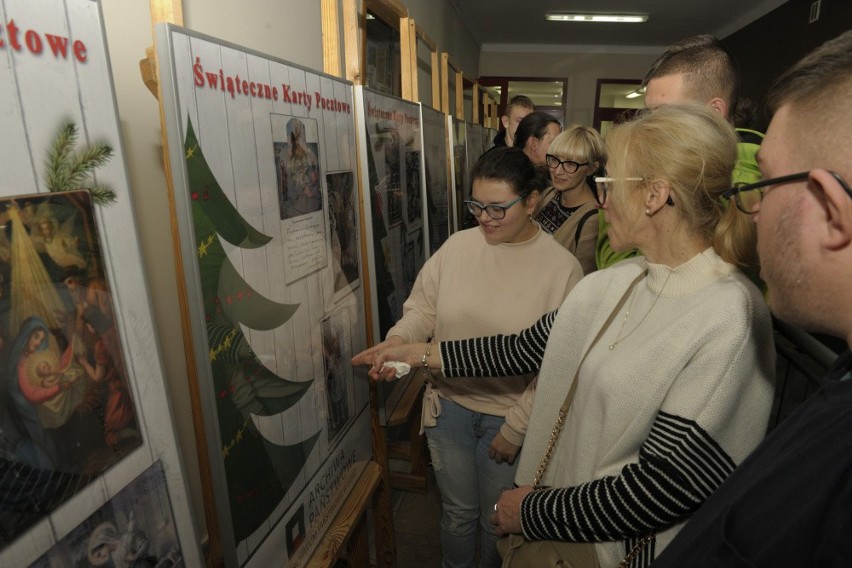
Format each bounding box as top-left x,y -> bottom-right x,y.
184,120 -> 319,541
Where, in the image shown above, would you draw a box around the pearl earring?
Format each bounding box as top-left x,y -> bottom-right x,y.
645,209 -> 651,216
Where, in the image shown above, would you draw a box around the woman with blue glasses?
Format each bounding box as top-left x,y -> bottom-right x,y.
360,145 -> 582,568
355,105 -> 775,567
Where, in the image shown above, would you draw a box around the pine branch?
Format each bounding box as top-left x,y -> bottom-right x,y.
42,120 -> 118,206
44,122 -> 77,192
63,144 -> 114,190
87,185 -> 118,206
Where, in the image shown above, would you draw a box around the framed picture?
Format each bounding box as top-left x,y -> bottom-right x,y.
0,1 -> 200,566
275,116 -> 323,221
326,172 -> 360,298
320,308 -> 354,442
29,461 -> 184,567
356,88 -> 427,346
405,151 -> 422,225
0,191 -> 143,545
156,24 -> 372,567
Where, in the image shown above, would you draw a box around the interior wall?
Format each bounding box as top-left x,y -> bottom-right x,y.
479,49 -> 661,127
405,0 -> 480,113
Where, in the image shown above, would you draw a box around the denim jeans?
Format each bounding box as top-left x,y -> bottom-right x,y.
425,398 -> 519,568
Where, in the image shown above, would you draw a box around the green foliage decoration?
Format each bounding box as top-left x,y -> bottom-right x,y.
44,121 -> 116,205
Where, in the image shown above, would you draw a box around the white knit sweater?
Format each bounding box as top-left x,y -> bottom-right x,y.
440,248 -> 776,567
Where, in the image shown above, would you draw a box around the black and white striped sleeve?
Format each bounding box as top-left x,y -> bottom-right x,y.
521,411 -> 737,542
439,310 -> 557,378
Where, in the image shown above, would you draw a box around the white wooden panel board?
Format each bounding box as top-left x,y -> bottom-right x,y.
0,2 -> 201,566
156,24 -> 370,567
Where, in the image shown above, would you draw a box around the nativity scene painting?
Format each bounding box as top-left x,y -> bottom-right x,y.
0,190 -> 140,547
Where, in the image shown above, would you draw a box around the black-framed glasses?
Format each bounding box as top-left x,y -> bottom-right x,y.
464,195 -> 523,220
722,170 -> 852,214
589,176 -> 676,208
590,176 -> 640,207
545,154 -> 588,174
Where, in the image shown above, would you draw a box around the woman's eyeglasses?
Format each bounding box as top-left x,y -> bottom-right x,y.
545,154 -> 588,174
588,176 -> 676,208
464,195 -> 523,220
722,171 -> 852,214
590,176 -> 642,207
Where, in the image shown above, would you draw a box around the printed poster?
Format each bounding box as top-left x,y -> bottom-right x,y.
30,461 -> 184,568
356,88 -> 427,346
421,105 -> 451,254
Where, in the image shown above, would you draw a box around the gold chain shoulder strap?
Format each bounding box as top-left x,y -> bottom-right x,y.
532,269 -> 647,487
618,533 -> 654,567
530,269 -> 654,567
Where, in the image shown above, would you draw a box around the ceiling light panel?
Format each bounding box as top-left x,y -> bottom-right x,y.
545,13 -> 649,23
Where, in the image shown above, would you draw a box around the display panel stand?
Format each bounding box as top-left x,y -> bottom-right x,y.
0,0 -> 202,566
139,5 -> 396,565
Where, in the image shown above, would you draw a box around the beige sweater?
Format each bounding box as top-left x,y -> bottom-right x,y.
387,225 -> 582,445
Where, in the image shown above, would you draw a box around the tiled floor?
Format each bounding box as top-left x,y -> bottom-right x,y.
390,467 -> 443,568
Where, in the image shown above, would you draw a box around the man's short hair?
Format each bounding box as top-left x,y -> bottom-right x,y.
642,34 -> 739,119
505,94 -> 535,115
766,29 -> 852,168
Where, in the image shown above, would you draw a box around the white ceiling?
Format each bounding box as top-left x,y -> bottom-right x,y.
447,0 -> 790,49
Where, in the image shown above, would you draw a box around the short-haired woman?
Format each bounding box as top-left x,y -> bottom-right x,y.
535,125 -> 606,274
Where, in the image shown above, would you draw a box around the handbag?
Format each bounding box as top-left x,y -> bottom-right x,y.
497,533 -> 599,568
497,271 -> 653,568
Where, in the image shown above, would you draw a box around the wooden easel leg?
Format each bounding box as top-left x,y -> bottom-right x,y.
344,516 -> 369,566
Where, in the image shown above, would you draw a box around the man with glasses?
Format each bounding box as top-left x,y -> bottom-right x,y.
652,30 -> 852,567
596,34 -> 763,270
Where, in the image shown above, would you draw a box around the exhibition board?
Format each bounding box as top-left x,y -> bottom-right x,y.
155,24 -> 372,567
421,105 -> 452,256
355,87 -> 429,424
355,88 -> 428,347
448,119 -> 498,232
448,117 -> 468,232
0,1 -> 201,566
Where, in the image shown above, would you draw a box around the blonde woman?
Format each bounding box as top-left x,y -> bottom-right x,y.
535,125 -> 605,274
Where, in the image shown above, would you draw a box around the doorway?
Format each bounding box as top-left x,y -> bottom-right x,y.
478,77 -> 567,125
